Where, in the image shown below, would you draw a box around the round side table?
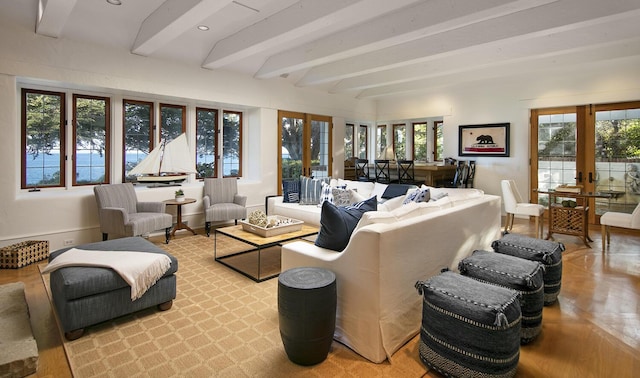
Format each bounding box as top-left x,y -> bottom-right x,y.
278,267 -> 336,366
163,198 -> 197,237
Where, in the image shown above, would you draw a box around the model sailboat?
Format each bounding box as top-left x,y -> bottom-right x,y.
128,133 -> 197,184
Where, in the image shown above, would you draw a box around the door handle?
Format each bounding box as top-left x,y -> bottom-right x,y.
577,172 -> 583,183
589,172 -> 593,183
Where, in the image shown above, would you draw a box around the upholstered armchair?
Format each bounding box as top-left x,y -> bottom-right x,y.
94,183 -> 172,244
203,178 -> 247,236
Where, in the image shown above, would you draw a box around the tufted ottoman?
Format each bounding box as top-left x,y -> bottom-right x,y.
459,250 -> 545,344
415,271 -> 521,378
492,233 -> 564,305
48,237 -> 178,340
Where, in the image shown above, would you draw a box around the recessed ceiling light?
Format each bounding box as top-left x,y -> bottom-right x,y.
197,25 -> 210,31
107,0 -> 122,5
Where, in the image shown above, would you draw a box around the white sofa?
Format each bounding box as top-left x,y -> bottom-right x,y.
267,179 -> 417,226
275,181 -> 502,363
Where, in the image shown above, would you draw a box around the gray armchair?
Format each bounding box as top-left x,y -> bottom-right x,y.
204,178 -> 247,236
94,183 -> 172,244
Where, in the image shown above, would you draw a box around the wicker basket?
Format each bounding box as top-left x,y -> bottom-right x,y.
0,240 -> 49,269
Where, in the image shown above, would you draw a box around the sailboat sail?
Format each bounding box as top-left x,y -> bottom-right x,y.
128,133 -> 196,182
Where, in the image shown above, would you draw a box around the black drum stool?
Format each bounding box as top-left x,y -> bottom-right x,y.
278,267 -> 336,366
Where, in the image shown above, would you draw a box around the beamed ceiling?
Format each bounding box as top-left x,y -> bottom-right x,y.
6,0 -> 640,99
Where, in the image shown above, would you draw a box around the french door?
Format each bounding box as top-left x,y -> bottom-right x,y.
278,110 -> 332,193
531,101 -> 640,224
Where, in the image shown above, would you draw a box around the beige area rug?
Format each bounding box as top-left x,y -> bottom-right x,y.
42,235 -> 426,378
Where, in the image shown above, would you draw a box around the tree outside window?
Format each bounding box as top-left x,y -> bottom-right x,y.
377,125 -> 387,157
73,95 -> 110,185
123,100 -> 153,181
434,121 -> 443,161
160,103 -> 185,143
358,125 -> 368,159
22,89 -> 65,188
345,123 -> 354,158
196,107 -> 217,178
413,122 -> 427,162
223,110 -> 242,177
393,124 -> 406,160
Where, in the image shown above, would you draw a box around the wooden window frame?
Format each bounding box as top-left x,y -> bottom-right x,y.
412,122 -> 427,162
195,107 -> 218,179
359,124 -> 368,159
21,88 -> 66,189
72,94 -> 111,186
159,103 -> 186,143
122,99 -> 154,182
222,110 -> 243,178
392,123 -> 406,160
433,120 -> 443,161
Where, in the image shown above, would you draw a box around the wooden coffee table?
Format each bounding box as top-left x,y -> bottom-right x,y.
214,224 -> 318,282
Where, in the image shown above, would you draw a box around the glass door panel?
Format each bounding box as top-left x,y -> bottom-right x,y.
310,117 -> 330,179
594,106 -> 640,215
536,112 -> 577,207
280,113 -> 303,181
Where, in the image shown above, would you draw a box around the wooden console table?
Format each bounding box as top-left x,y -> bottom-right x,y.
535,189 -> 613,247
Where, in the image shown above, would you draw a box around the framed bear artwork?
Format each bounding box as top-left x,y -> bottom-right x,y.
458,123 -> 510,157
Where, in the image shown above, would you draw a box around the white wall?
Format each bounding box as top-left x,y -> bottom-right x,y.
0,20 -> 376,249
377,56 -> 640,203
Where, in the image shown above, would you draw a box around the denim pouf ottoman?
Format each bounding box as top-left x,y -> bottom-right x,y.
459,250 -> 545,344
491,233 -> 564,305
415,271 -> 521,378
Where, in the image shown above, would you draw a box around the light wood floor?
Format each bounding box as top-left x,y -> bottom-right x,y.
2,219 -> 639,378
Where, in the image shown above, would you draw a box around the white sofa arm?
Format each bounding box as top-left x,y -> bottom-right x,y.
266,195 -> 284,215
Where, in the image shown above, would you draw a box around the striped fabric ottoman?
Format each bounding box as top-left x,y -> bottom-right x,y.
415,271 -> 521,378
492,233 -> 564,305
459,250 -> 545,344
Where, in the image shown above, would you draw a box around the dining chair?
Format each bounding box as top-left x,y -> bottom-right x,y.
355,159 -> 370,181
397,160 -> 420,185
501,179 -> 545,238
374,160 -> 391,184
600,203 -> 640,251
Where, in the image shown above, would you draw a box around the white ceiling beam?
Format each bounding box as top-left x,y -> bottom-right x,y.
255,0 -> 558,79
331,18 -> 640,92
36,0 -> 77,38
356,40 -> 640,98
132,0 -> 233,56
201,0 -> 419,70
297,0 -> 640,86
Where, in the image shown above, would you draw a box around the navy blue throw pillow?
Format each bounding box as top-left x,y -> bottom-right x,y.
282,179 -> 300,203
314,196 -> 377,252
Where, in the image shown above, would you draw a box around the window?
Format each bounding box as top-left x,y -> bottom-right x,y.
377,125 -> 387,157
413,122 -> 427,162
159,103 -> 186,142
223,110 -> 242,177
358,125 -> 368,159
123,100 -> 153,181
393,124 -> 406,160
73,94 -> 110,185
345,123 -> 354,158
21,89 -> 66,189
434,120 -> 443,161
196,107 -> 218,178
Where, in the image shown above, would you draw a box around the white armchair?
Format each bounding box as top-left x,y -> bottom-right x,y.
600,203 -> 640,251
93,183 -> 173,243
203,178 -> 247,236
501,179 -> 545,238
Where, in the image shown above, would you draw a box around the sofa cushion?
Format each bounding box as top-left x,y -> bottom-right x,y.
319,182 -> 348,207
332,187 -> 353,206
300,176 -> 331,205
403,186 -> 430,204
315,196 -> 377,252
338,179 -> 375,199
282,179 -> 300,203
382,184 -> 416,199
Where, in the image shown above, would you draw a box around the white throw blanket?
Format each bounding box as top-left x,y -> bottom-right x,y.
42,249 -> 172,301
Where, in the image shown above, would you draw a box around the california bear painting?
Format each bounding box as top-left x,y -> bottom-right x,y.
476,135 -> 495,144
